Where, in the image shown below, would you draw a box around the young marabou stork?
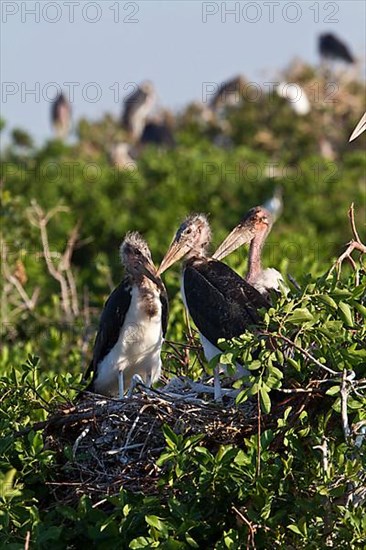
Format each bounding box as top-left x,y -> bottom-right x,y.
85,232 -> 168,398
157,214 -> 269,400
213,206 -> 284,297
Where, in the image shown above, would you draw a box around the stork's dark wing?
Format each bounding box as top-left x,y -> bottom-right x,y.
184,260 -> 269,346
319,34 -> 354,63
84,278 -> 132,382
160,284 -> 169,337
141,123 -> 175,147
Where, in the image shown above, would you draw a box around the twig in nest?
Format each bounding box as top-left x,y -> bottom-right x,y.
73,426 -> 91,459
330,203 -> 366,284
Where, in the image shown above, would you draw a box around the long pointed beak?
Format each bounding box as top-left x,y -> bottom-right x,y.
349,112 -> 366,142
212,225 -> 254,261
140,262 -> 161,287
157,240 -> 189,275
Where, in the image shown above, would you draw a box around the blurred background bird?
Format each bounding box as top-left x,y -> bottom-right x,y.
276,82 -> 311,116
51,92 -> 71,140
263,186 -> 283,222
121,81 -> 156,143
209,75 -> 246,110
319,33 -> 355,64
140,111 -> 176,149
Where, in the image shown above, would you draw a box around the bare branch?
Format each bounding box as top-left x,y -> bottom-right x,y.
59,222 -> 80,272
264,332 -> 339,376
330,204 -> 366,280
341,369 -> 351,441
1,240 -> 39,311
349,203 -> 362,244
26,201 -> 81,321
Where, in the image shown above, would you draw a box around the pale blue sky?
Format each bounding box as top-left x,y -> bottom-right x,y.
1,1 -> 365,144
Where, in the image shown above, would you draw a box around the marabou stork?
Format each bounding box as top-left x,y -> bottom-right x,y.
51,92 -> 71,139
121,81 -> 156,142
213,207 -> 284,297
85,232 -> 168,398
157,214 -> 269,400
318,33 -> 354,64
209,75 -> 246,111
349,113 -> 366,142
276,82 -> 310,116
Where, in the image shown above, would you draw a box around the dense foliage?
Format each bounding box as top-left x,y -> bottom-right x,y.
1,63 -> 365,548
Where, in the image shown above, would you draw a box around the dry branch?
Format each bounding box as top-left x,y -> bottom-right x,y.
330,203 -> 366,282
26,201 -> 81,321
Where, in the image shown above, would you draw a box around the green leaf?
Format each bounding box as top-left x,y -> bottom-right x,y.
145,515 -> 167,532
185,533 -> 199,548
287,524 -> 302,535
287,308 -> 314,324
260,388 -> 271,414
162,425 -> 179,450
354,302 -> 366,319
338,301 -> 354,327
317,294 -> 337,310
129,537 -> 153,549
326,385 -> 340,396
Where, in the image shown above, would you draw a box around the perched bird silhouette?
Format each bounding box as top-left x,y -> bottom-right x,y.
318,33 -> 354,64
51,92 -> 71,139
209,75 -> 246,111
121,81 -> 156,142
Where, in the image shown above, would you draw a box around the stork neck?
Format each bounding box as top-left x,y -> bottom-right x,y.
186,245 -> 209,262
184,252 -> 208,266
246,233 -> 265,284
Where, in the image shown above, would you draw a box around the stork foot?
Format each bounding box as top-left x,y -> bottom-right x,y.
118,371 -> 125,400
127,374 -> 145,398
213,364 -> 223,403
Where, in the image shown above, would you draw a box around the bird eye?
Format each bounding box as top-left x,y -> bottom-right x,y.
186,228 -> 192,235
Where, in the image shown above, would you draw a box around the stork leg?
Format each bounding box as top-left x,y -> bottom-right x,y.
214,364 -> 223,403
127,374 -> 145,398
118,370 -> 124,399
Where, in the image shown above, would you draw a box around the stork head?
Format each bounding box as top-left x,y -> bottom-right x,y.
157,214 -> 211,275
213,206 -> 273,261
140,80 -> 155,96
120,232 -> 158,283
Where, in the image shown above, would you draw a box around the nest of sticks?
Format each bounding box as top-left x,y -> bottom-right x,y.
42,376 -> 325,504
